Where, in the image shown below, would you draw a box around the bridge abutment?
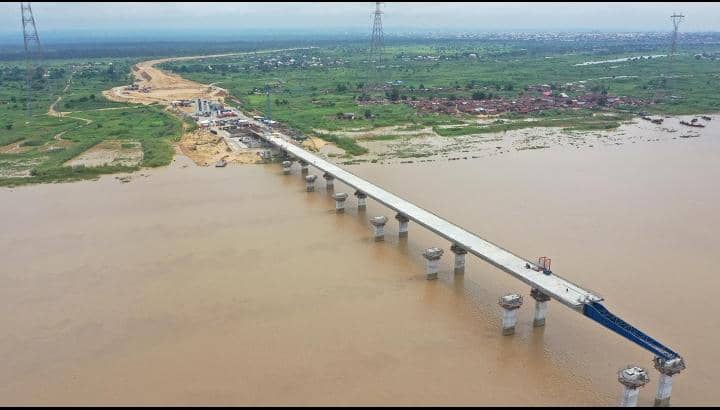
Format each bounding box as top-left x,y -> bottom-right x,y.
450,244 -> 467,274
498,294 -> 523,335
395,213 -> 410,238
370,216 -> 388,242
530,288 -> 551,327
332,192 -> 348,213
618,365 -> 650,407
653,356 -> 685,407
422,247 -> 443,280
305,174 -> 317,192
323,172 -> 335,190
282,160 -> 292,175
354,190 -> 367,211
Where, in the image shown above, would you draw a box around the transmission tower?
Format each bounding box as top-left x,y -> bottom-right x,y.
670,12 -> 684,59
265,83 -> 272,129
20,2 -> 44,122
366,2 -> 386,92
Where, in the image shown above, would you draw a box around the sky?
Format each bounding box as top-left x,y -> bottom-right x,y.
1,2 -> 718,42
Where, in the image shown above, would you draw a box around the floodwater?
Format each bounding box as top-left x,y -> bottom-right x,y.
1,128 -> 719,405
574,54 -> 667,66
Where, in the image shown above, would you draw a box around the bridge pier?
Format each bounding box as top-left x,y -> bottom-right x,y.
332,192 -> 348,213
653,356 -> 686,407
618,365 -> 650,407
422,247 -> 444,280
498,294 -> 523,335
395,213 -> 410,238
282,160 -> 292,175
450,244 -> 467,274
370,216 -> 388,242
305,175 -> 317,192
354,190 -> 367,211
299,159 -> 309,174
530,288 -> 551,327
323,172 -> 335,190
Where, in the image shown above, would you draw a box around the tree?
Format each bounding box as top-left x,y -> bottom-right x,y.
387,86 -> 401,101
364,109 -> 373,119
472,91 -> 486,100
4,123 -> 12,130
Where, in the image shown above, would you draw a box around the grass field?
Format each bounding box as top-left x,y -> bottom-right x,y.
161,40 -> 720,144
0,58 -> 183,186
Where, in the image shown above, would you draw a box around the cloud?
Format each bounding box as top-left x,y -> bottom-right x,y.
1,2 -> 717,34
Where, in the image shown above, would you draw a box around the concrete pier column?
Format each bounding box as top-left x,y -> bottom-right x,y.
305,175 -> 317,192
498,294 -> 523,335
450,244 -> 468,274
322,172 -> 335,190
530,288 -> 551,327
422,248 -> 444,280
618,366 -> 650,407
299,159 -> 309,174
395,213 -> 410,237
332,192 -> 348,213
653,356 -> 686,407
282,160 -> 292,175
354,190 -> 367,210
370,216 -> 388,242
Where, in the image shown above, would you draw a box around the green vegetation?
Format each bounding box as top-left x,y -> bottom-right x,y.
161,40 -> 720,142
432,111 -> 632,136
0,58 -> 182,187
314,132 -> 369,156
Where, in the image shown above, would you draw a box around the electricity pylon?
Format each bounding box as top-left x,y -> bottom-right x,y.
20,2 -> 44,122
670,12 -> 684,59
365,2 -> 386,92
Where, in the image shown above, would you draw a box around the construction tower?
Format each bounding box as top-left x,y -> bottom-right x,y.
366,2 -> 386,92
20,2 -> 44,122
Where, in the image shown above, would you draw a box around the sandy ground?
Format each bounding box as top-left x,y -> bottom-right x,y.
64,140 -> 143,168
102,48 -> 314,108
0,142 -> 32,155
301,136 -> 329,151
178,129 -> 265,166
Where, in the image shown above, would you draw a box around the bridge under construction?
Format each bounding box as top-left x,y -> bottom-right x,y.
258,130 -> 686,408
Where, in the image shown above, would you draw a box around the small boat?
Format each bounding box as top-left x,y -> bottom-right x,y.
701,116 -> 712,121
680,120 -> 705,128
215,159 -> 227,167
651,118 -> 664,124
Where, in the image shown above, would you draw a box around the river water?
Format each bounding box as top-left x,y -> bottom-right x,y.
1,130 -> 719,404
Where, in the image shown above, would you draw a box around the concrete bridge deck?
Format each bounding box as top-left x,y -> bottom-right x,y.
262,132 -> 604,311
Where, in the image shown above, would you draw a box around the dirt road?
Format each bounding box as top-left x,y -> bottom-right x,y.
102,48 -> 314,106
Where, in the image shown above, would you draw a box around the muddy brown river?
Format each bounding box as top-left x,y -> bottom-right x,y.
1,132 -> 719,405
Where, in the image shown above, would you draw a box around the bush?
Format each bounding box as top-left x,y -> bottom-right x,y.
20,139 -> 44,147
